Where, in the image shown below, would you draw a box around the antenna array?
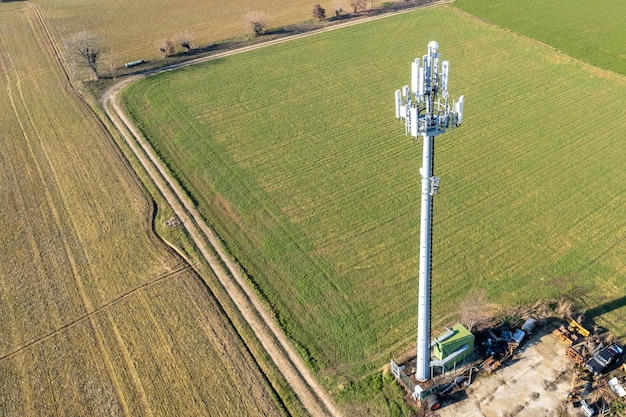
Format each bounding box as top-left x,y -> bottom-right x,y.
395,41 -> 464,138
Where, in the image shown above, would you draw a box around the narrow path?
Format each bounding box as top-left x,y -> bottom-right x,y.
104,79 -> 340,417
0,264 -> 192,362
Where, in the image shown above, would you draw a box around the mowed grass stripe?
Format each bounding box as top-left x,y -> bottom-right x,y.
454,0 -> 626,76
122,5 -> 626,383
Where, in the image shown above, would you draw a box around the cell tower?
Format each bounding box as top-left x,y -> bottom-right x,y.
394,41 -> 464,382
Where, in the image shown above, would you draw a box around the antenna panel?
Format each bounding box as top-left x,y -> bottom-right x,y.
411,60 -> 419,94
410,107 -> 418,137
455,95 -> 464,125
441,60 -> 449,92
395,90 -> 402,119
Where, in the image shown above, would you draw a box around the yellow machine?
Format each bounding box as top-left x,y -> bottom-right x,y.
567,317 -> 590,338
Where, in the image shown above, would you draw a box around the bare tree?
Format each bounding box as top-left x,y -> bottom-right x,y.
244,11 -> 268,37
65,31 -> 104,80
159,38 -> 175,57
177,30 -> 194,52
312,4 -> 326,20
459,291 -> 493,332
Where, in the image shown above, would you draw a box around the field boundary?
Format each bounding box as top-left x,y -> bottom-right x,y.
450,6 -> 626,82
103,76 -> 341,416
106,0 -> 453,80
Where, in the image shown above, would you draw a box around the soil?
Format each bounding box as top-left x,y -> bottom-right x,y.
436,329 -> 576,417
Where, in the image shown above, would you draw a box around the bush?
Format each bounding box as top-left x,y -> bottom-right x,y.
244,11 -> 268,37
312,4 -> 326,20
178,30 -> 194,52
159,39 -> 175,57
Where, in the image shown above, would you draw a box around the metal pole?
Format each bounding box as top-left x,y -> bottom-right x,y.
394,41 -> 464,383
416,133 -> 433,382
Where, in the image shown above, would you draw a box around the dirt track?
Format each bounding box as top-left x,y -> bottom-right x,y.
102,77 -> 342,416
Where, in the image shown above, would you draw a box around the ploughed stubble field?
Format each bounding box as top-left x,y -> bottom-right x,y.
34,0 -> 351,65
0,3 -> 288,416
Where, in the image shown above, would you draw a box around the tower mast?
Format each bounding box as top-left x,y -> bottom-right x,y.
394,41 -> 465,381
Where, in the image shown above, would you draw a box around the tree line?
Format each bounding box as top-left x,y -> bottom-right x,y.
65,2 -> 384,80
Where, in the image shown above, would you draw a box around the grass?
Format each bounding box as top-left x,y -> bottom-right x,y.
121,4 -> 626,397
454,0 -> 626,76
0,4 -> 290,416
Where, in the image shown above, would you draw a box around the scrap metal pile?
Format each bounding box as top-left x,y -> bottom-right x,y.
393,314 -> 626,415
553,317 -> 625,416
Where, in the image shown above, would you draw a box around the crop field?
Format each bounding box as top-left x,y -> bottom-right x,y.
0,3 -> 288,416
34,0 -> 353,66
454,0 -> 626,76
121,4 -> 626,393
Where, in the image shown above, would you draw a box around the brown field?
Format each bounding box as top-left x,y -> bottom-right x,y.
34,0 -> 356,66
0,3 -> 288,416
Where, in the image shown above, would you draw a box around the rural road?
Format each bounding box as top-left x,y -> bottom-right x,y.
99,2 -> 450,416
103,77 -> 341,417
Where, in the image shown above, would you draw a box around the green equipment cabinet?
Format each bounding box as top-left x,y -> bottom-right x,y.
432,323 -> 474,370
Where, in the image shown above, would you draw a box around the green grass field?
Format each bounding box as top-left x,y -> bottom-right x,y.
454,0 -> 626,76
0,4 -> 290,416
121,5 -> 626,393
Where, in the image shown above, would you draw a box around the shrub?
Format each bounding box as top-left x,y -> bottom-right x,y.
244,11 -> 268,37
313,4 -> 326,20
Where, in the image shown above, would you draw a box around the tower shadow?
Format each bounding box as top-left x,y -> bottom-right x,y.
585,295 -> 626,319
582,295 -> 626,338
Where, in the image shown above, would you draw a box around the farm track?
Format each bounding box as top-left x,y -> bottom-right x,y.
105,77 -> 341,417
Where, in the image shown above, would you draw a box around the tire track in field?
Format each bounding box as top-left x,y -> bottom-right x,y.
6,7 -> 136,416
0,264 -> 191,362
1,33 -> 130,417
24,5 -> 175,414
0,45 -> 46,417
